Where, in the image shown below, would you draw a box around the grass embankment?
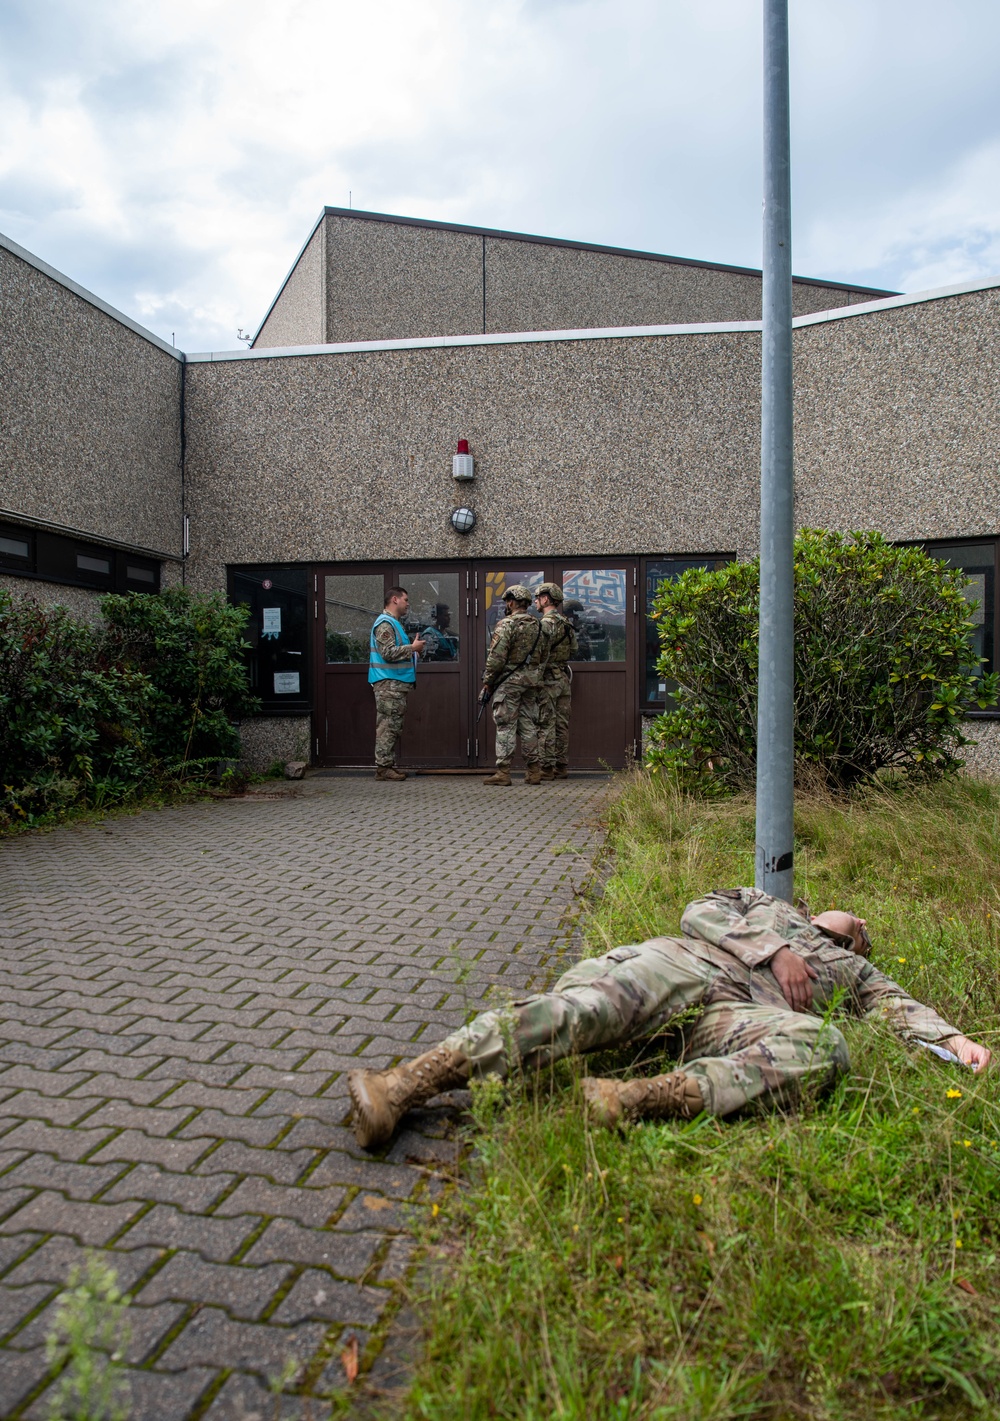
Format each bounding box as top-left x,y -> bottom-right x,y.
404,774 -> 1000,1420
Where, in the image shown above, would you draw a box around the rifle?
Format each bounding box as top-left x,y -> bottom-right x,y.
477,618 -> 543,724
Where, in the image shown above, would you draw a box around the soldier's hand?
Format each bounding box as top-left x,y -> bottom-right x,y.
942,1034 -> 991,1072
410,637 -> 427,655
770,946 -> 819,1013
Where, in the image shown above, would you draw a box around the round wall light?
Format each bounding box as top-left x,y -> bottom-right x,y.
450,506 -> 476,535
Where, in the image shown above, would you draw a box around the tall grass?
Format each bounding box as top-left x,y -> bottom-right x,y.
403,774 -> 1000,1420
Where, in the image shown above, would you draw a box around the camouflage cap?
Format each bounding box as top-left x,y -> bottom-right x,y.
502,584 -> 533,603
535,581 -> 564,603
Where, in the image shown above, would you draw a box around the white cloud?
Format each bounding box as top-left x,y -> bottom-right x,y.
1,0 -> 999,349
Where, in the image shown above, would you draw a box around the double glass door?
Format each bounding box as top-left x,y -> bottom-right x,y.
315,559 -> 636,769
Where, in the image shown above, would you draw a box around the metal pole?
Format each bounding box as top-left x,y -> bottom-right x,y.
756,0 -> 795,901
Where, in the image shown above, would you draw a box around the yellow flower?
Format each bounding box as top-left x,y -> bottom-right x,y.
431,1203 -> 440,1217
946,1089 -> 963,1099
897,957 -> 906,964
572,1224 -> 579,1233
963,1140 -> 972,1148
692,1194 -> 703,1206
955,1239 -> 963,1248
912,1107 -> 920,1114
617,1216 -> 624,1223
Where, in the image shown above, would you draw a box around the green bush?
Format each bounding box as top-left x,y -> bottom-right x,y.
0,586 -> 257,830
101,586 -> 257,764
647,529 -> 999,790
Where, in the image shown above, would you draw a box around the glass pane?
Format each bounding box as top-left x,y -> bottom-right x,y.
0,535 -> 29,559
926,542 -> 995,680
325,574 -> 384,663
562,569 -> 627,661
231,567 -> 310,706
125,564 -> 156,583
77,553 -> 111,574
645,557 -> 731,703
397,572 -> 462,661
484,569 -> 544,648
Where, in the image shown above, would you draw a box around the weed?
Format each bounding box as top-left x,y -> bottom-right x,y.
44,1255 -> 131,1421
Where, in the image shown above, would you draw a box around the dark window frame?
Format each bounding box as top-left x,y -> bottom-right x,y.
228,563 -> 313,715
913,535 -> 1000,718
640,553 -> 735,713
0,520 -> 161,594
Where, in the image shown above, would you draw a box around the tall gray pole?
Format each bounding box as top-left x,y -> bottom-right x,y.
756,0 -> 795,901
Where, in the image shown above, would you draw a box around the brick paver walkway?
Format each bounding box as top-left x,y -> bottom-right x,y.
0,775 -> 606,1418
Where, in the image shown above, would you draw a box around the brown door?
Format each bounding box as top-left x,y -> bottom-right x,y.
555,561 -> 636,769
473,564 -> 548,768
316,567 -> 387,764
392,565 -> 471,768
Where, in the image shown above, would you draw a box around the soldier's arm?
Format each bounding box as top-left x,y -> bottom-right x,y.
681,891 -> 797,969
373,622 -> 417,663
851,959 -> 963,1042
483,621 -> 512,684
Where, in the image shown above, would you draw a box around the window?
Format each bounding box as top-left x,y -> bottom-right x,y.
230,566 -> 311,712
562,569 -> 627,661
643,556 -> 732,708
922,540 -> 996,700
325,574 -> 384,663
0,521 -> 160,593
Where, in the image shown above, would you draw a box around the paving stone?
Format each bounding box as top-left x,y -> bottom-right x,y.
161,1082 -> 269,1115
2,1156 -> 124,1202
3,1237 -> 161,1292
379,1235 -> 417,1283
303,1152 -> 422,1198
157,1306 -> 326,1374
0,1282 -> 55,1341
0,1187 -> 36,1224
178,1111 -> 286,1147
66,1072 -> 177,1105
102,1164 -> 236,1212
118,1204 -> 257,1262
79,1099 -> 199,1136
192,1141 -> 318,1185
14,1297 -> 185,1361
26,1366 -> 218,1421
89,1129 -> 210,1171
0,1120 -> 114,1161
272,1271 -> 391,1327
0,1091 -> 103,1127
214,1178 -> 344,1228
243,1220 -> 382,1277
335,1192 -> 410,1233
0,1346 -> 52,1415
0,1192 -> 143,1246
137,1252 -> 290,1320
201,1370 -> 332,1420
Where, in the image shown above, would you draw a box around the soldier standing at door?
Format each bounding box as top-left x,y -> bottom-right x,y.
534,582 -> 577,779
368,587 -> 425,781
481,585 -> 545,786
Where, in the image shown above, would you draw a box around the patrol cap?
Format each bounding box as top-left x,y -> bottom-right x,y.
535,581 -> 564,603
502,584 -> 533,603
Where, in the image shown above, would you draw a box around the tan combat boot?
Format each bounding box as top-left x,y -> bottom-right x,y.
539,767 -> 556,781
375,766 -> 407,781
581,1071 -> 704,1129
348,1045 -> 471,1149
554,764 -> 569,778
483,769 -> 512,786
524,764 -> 543,785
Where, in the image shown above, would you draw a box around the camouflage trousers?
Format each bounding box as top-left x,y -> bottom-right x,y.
440,936 -> 850,1117
537,671 -> 571,768
372,681 -> 410,767
492,678 -> 540,768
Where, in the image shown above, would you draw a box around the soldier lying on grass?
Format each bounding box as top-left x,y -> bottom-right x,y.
348,887 -> 990,1148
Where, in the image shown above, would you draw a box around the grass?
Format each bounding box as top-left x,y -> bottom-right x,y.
400,772 -> 1000,1420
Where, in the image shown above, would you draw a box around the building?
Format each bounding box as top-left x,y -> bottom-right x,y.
2,208 -> 999,774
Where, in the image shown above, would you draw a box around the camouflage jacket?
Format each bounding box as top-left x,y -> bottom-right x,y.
677,887 -> 959,1042
540,610 -> 578,681
373,620 -> 415,664
483,611 -> 545,690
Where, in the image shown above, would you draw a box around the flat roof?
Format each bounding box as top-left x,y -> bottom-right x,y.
190,270 -> 1000,364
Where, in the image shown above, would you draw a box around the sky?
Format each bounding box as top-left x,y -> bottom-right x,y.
1,0 -> 999,351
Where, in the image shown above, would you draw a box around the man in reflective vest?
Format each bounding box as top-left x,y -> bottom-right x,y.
368,587 -> 425,781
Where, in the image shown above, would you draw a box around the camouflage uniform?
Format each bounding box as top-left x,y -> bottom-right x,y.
537,606 -> 577,770
371,621 -> 414,768
484,605 -> 545,769
439,888 -> 960,1117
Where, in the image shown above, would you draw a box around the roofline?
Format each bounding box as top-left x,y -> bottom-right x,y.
249,204 -> 899,343
0,229 -> 185,362
317,207 -> 898,296
0,507 -> 183,562
250,209 -> 326,346
188,269 -> 1000,364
